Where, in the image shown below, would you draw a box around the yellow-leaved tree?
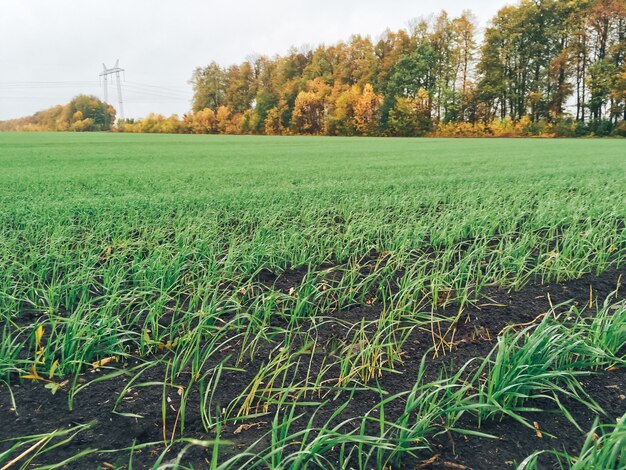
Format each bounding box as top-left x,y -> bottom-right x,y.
354,84 -> 382,136
291,78 -> 330,135
191,108 -> 217,134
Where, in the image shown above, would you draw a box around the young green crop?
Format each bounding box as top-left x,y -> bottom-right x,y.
0,133 -> 624,468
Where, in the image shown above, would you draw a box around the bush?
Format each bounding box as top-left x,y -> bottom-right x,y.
612,120 -> 626,137
552,118 -> 577,138
587,119 -> 614,137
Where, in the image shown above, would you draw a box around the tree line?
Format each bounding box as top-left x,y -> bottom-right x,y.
3,0 -> 624,137
124,0 -> 625,137
0,95 -> 116,132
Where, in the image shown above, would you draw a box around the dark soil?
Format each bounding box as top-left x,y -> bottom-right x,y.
0,268 -> 624,469
426,370 -> 626,470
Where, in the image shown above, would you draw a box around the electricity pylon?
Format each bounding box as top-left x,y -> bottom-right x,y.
100,60 -> 125,121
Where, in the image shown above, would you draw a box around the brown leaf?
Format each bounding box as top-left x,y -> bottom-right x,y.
21,364 -> 44,381
100,246 -> 112,262
91,357 -> 117,369
233,421 -> 266,434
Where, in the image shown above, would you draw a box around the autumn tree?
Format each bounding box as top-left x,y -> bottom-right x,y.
224,61 -> 257,114
388,89 -> 432,136
327,85 -> 360,135
453,11 -> 479,121
354,84 -> 382,135
291,79 -> 330,134
191,108 -> 217,134
264,100 -> 289,135
216,106 -> 232,134
190,62 -> 226,112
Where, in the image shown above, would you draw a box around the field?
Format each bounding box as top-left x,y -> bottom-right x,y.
0,133 -> 624,469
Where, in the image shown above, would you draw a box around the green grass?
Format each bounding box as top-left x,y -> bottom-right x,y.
0,132 -> 624,468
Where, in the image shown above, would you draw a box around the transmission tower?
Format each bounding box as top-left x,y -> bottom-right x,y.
99,60 -> 125,120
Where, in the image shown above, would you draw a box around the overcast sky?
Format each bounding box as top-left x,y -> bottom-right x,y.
0,0 -> 511,121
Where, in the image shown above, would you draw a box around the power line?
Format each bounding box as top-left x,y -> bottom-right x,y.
0,96 -> 76,100
0,76 -> 193,117
0,81 -> 99,85
0,80 -> 192,100
122,83 -> 190,99
125,81 -> 190,95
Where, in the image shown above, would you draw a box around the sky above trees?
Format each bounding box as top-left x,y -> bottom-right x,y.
0,0 -> 510,120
